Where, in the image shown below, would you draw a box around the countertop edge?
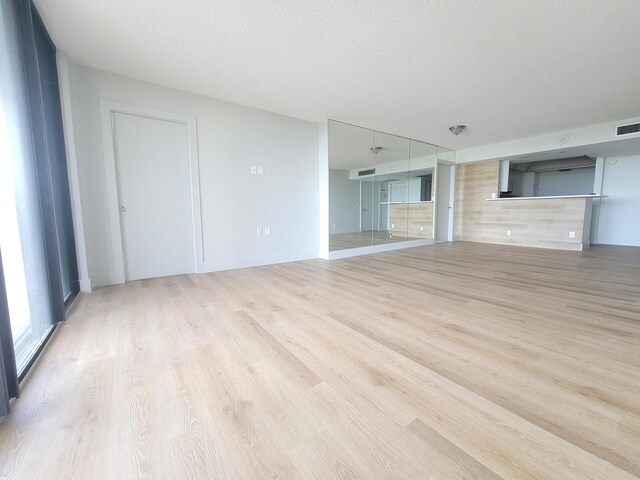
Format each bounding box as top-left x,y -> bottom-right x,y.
486,195 -> 604,201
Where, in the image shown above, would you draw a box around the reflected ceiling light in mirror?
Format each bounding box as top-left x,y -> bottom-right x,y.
449,125 -> 466,135
370,146 -> 383,154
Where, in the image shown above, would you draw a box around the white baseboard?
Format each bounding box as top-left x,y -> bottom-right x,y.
79,278 -> 92,292
328,239 -> 434,260
198,250 -> 319,274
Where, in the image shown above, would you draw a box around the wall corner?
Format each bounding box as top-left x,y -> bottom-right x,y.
318,120 -> 329,259
56,51 -> 92,292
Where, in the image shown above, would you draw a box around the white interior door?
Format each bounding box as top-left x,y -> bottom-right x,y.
361,182 -> 373,231
390,182 -> 408,202
113,112 -> 194,281
436,163 -> 453,241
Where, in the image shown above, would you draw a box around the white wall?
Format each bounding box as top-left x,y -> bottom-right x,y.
329,169 -> 360,234
456,116 -> 640,164
597,155 -> 640,246
318,121 -> 329,259
536,168 -> 595,197
67,64 -> 319,287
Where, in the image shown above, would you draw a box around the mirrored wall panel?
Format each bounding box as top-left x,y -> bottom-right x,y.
328,122 -> 373,250
407,140 -> 437,242
328,120 -> 444,252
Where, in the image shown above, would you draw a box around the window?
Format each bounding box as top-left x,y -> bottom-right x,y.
0,0 -> 78,398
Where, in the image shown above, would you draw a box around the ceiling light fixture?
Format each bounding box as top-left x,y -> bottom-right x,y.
370,146 -> 383,154
449,125 -> 466,136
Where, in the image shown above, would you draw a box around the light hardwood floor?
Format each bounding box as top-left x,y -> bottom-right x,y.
329,231 -> 423,250
1,242 -> 639,479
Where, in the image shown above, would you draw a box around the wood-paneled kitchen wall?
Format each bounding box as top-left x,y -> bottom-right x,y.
390,202 -> 434,239
454,160 -> 590,251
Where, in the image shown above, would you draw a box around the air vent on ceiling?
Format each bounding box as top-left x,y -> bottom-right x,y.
616,123 -> 640,137
358,168 -> 376,176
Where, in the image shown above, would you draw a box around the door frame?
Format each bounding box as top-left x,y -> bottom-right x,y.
360,181 -> 370,232
435,160 -> 455,242
99,100 -> 202,284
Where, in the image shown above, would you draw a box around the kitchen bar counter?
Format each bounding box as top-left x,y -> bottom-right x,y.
470,195 -> 594,251
381,200 -> 433,205
486,194 -> 602,201
455,160 -> 598,251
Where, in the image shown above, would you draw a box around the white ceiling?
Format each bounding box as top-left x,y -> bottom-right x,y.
36,0 -> 640,150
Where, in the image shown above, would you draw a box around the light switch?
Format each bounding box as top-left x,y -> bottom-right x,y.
256,227 -> 262,236
265,227 -> 271,236
257,166 -> 264,175
250,166 -> 257,175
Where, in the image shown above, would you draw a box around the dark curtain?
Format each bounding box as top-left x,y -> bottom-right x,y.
18,0 -> 79,319
0,252 -> 20,417
0,0 -> 79,415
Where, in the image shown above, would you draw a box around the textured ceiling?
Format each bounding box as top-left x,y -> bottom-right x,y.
35,0 -> 640,149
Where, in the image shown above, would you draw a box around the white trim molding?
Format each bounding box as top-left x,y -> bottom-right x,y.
435,159 -> 456,242
318,120 -> 329,259
56,51 -> 91,292
98,99 -> 203,284
200,250 -> 318,273
328,239 -> 434,260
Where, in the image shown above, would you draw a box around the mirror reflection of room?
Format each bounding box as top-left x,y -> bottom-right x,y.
328,120 -> 437,251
